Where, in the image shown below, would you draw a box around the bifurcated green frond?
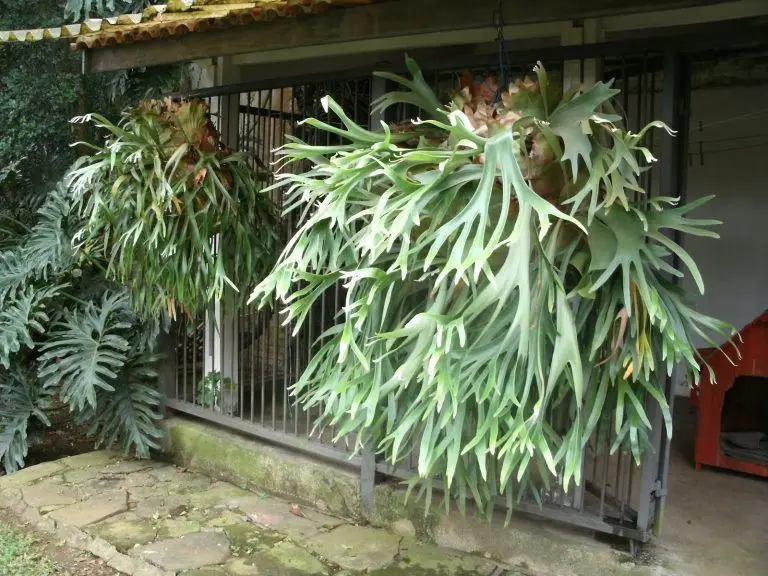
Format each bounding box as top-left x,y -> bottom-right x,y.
0,250 -> 30,304
38,291 -> 132,412
0,367 -> 53,474
77,349 -> 164,458
253,58 -> 733,514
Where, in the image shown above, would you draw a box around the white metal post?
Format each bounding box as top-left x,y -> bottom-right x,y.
202,57 -> 242,414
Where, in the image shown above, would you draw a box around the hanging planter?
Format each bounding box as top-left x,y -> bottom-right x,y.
252,58 -> 734,513
67,98 -> 279,318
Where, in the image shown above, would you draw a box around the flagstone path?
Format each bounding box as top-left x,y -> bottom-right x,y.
0,451 -> 516,576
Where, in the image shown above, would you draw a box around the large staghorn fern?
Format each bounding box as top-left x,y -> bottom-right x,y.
252,58 -> 734,514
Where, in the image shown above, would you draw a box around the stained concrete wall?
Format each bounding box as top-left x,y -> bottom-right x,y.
675,82 -> 768,395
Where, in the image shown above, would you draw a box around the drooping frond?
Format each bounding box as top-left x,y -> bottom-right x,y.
67,99 -> 279,318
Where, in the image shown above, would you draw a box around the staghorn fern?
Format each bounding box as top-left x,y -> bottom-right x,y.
252,58 -> 735,515
67,98 -> 279,319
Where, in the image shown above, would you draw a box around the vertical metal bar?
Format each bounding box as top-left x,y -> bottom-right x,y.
283,317 -> 289,434
616,451 -> 625,520
306,305 -> 312,439
361,443 -> 376,517
183,332 -> 188,403
648,65 -> 657,200
251,310 -> 255,423
174,328 -> 179,401
259,312 -> 265,426
626,457 -> 635,520
621,57 -> 629,122
192,320 -> 197,405
239,311 -> 244,420
599,417 -> 611,519
652,50 -> 688,539
294,308 -> 300,437
230,300 -> 236,416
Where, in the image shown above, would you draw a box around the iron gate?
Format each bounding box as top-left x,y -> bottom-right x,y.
167,47 -> 688,546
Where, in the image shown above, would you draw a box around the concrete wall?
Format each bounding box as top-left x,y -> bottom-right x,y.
676,82 -> 768,394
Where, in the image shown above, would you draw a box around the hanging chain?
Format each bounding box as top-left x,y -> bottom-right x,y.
493,0 -> 510,101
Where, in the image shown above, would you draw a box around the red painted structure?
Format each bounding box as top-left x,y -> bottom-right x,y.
692,310 -> 768,477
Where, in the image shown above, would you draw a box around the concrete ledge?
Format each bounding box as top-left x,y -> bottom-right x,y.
162,417 -> 363,521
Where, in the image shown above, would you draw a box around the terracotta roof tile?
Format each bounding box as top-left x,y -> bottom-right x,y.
0,0 -> 382,49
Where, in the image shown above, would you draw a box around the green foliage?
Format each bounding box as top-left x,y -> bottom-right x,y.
0,366 -> 55,475
196,371 -> 237,410
0,184 -> 165,473
0,522 -> 57,576
38,292 -> 134,412
65,0 -> 147,22
253,58 -> 734,514
76,348 -> 164,456
67,99 -> 279,318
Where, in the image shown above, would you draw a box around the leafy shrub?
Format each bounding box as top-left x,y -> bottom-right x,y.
0,186 -> 163,473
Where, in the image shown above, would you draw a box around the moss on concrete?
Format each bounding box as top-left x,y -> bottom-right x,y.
165,418 -> 362,521
225,523 -> 285,555
87,518 -> 157,553
155,517 -> 201,539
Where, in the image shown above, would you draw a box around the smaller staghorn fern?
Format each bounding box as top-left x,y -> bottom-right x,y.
252,58 -> 735,516
67,98 -> 279,319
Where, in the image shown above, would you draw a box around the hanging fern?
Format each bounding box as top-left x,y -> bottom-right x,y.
67,98 -> 279,318
252,58 -> 735,514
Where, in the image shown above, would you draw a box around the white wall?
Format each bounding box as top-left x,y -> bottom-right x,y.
675,83 -> 768,394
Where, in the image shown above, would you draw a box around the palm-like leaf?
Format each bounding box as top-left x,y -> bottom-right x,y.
253,59 -> 734,514
0,367 -> 54,474
38,291 -> 132,412
0,286 -> 60,368
23,184 -> 78,278
77,349 -> 164,458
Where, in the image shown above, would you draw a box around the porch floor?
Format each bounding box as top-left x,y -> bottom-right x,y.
655,402 -> 768,576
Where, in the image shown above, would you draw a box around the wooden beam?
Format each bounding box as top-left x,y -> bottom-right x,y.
86,0 -> 737,73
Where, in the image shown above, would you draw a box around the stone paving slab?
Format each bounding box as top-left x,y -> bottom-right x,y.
0,451 -> 506,576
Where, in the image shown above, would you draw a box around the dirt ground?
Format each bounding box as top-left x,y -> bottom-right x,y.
0,508 -> 119,576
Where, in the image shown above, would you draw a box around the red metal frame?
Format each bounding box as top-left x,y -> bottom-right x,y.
693,310 -> 768,477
